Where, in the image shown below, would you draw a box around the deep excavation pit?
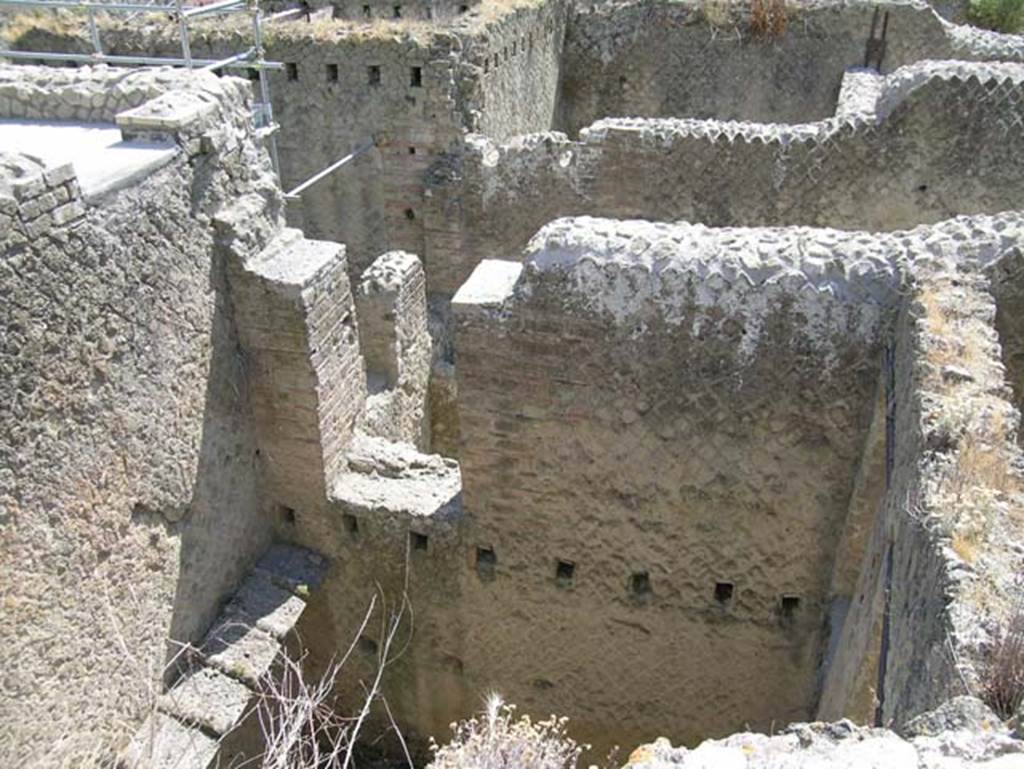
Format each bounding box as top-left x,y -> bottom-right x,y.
2,1 -> 1024,767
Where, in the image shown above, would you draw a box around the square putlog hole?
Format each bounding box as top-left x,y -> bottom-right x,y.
781,595 -> 800,619
476,546 -> 496,581
630,571 -> 651,596
326,63 -> 339,82
368,65 -> 381,86
714,581 -> 734,604
411,531 -> 429,552
342,513 -> 359,537
555,559 -> 575,586
285,62 -> 298,81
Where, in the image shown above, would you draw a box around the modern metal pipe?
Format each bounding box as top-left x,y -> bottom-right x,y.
285,142 -> 376,198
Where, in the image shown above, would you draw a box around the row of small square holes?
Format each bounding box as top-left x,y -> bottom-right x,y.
284,62 -> 423,88
359,3 -> 469,19
483,35 -> 534,73
482,19 -> 558,74
341,513 -> 801,615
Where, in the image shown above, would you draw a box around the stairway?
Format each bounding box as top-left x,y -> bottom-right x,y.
119,544 -> 327,769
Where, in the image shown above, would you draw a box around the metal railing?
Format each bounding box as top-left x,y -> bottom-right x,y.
0,0 -> 380,206
0,0 -> 286,177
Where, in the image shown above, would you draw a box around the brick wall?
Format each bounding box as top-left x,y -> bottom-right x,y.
229,230 -> 367,511
356,250 -> 432,446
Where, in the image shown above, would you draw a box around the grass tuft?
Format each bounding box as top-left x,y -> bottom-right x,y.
979,588 -> 1024,719
968,0 -> 1024,33
749,0 -> 789,41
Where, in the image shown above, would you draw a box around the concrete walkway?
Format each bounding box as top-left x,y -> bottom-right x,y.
0,118 -> 177,200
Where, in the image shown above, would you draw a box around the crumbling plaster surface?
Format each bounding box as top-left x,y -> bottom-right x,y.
0,65 -> 283,765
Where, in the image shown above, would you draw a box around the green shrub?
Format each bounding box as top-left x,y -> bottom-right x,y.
967,0 -> 1024,33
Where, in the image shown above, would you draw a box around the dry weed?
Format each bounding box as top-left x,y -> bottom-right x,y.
429,694 -> 586,769
948,429 -> 1016,504
979,587 -> 1024,719
700,0 -> 734,29
920,285 -> 964,372
952,528 -> 981,563
749,0 -> 789,41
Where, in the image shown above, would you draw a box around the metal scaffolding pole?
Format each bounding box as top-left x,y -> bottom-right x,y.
284,141 -> 375,200
175,0 -> 193,68
0,48 -> 281,69
0,0 -> 285,182
0,0 -> 372,199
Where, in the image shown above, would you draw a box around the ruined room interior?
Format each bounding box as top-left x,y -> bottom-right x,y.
2,0 -> 1024,767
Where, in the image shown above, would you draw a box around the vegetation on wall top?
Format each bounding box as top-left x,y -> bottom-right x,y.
968,0 -> 1024,33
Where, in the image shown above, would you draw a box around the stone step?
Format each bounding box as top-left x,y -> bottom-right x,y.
117,544 -> 328,769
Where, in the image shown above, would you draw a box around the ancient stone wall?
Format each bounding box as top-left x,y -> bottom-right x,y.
623,697 -> 1024,769
9,2 -> 1022,296
0,64 -> 249,122
4,3 -> 1024,762
558,0 -> 1019,135
356,251 -> 432,447
229,228 -> 367,512
818,230 -> 1024,726
459,0 -> 569,141
449,217 -> 899,752
323,0 -> 480,21
882,266 -> 1024,725
56,21 -> 467,271
990,247 -> 1024,447
283,434 -> 468,758
216,1 -> 564,267
247,28 -> 465,271
0,65 -> 284,763
428,60 -> 1024,294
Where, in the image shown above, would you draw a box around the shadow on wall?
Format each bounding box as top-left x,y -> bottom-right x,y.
163,244 -> 273,663
990,248 -> 1024,446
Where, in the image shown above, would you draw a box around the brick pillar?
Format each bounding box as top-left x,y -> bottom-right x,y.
230,229 -> 367,509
